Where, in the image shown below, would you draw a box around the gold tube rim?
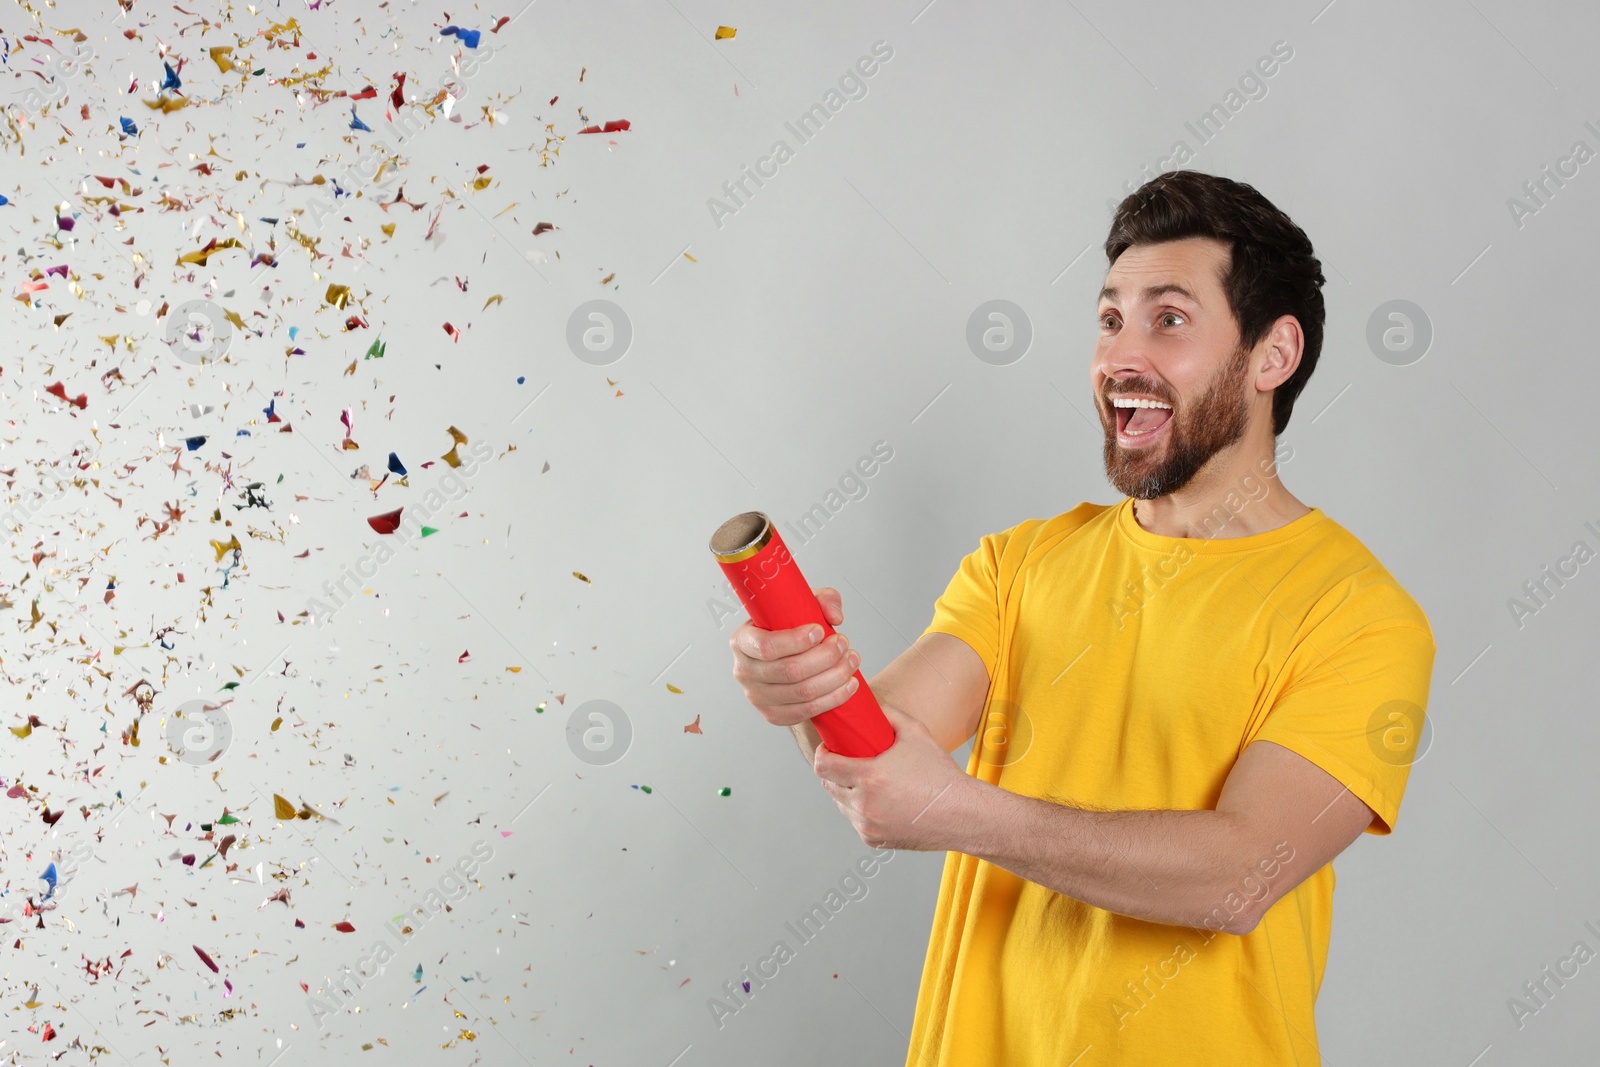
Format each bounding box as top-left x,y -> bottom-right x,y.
709,511 -> 773,563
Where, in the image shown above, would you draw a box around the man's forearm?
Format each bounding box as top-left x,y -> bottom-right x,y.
790,720 -> 822,765
945,782 -> 1275,933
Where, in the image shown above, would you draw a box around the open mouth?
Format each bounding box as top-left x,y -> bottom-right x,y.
1112,396 -> 1173,443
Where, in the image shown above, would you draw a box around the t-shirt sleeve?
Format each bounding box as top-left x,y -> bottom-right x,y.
919,527 -> 1015,680
1248,621 -> 1436,836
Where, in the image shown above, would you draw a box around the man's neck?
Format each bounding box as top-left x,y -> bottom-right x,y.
1129,441 -> 1309,540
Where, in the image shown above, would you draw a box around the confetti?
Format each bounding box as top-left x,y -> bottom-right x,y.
367,508 -> 404,535
440,25 -> 482,48
715,26 -> 737,39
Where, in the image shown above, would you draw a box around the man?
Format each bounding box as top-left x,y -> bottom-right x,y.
730,170 -> 1435,1065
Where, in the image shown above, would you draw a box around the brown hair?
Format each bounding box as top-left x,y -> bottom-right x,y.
1104,171 -> 1326,436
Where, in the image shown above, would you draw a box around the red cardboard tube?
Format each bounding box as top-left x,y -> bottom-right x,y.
711,511 -> 895,758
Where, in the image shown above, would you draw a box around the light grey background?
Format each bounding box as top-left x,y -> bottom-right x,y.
0,0 -> 1594,1064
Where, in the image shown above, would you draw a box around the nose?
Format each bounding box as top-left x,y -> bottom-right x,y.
1092,335 -> 1155,404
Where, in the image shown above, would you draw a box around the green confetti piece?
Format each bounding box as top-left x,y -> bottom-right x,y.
534,702 -> 547,714
637,784 -> 652,794
217,813 -> 240,824
717,787 -> 731,797
365,337 -> 386,359
419,526 -> 438,537
219,682 -> 239,691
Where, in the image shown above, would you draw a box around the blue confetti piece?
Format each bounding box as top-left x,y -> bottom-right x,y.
440,26 -> 481,48
387,452 -> 407,476
40,862 -> 58,901
119,117 -> 137,136
185,435 -> 207,451
414,963 -> 423,982
161,61 -> 181,92
349,107 -> 371,133
0,194 -> 8,206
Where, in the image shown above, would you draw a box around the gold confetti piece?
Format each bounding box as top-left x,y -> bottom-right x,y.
666,683 -> 683,694
683,251 -> 697,263
572,571 -> 590,584
715,26 -> 737,38
600,272 -> 616,286
210,535 -> 242,562
325,283 -> 350,309
433,792 -> 449,806
10,722 -> 32,739
177,238 -> 242,266
142,95 -> 189,113
380,222 -> 396,237
271,717 -> 282,732
441,425 -> 469,467
209,46 -> 236,73
483,294 -> 503,309
272,794 -> 296,819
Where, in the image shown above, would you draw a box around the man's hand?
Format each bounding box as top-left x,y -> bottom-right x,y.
812,704 -> 976,851
729,586 -> 860,729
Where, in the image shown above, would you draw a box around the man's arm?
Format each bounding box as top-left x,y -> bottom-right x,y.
792,632 -> 990,764
937,738 -> 1375,934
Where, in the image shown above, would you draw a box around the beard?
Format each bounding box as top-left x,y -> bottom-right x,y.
1099,342 -> 1252,500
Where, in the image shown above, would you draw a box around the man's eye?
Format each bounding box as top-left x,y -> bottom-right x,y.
1160,312 -> 1185,327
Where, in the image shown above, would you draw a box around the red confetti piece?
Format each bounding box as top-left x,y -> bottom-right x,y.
194,944 -> 220,972
443,322 -> 460,342
350,86 -> 378,100
578,119 -> 631,134
458,650 -> 470,663
333,921 -> 356,933
367,508 -> 404,535
45,381 -> 88,409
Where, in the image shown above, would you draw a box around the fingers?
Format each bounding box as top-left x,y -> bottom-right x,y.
814,585 -> 844,626
731,623 -> 855,686
730,622 -> 862,728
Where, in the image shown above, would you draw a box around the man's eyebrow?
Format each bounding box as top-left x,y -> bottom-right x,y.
1097,283 -> 1202,306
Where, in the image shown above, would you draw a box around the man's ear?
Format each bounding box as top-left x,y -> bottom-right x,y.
1255,315 -> 1303,393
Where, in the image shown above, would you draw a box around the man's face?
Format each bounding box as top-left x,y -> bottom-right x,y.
1091,237 -> 1255,500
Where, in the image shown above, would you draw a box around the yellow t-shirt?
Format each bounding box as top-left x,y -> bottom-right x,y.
905,497 -> 1435,1066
